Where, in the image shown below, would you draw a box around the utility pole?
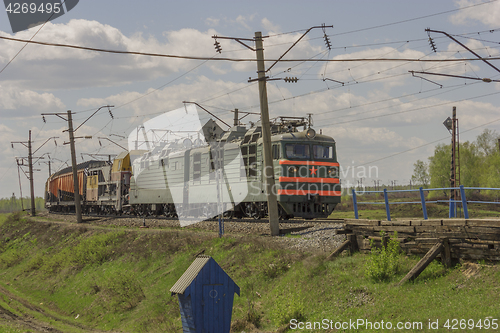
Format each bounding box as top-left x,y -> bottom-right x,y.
450,106 -> 460,218
16,159 -> 24,211
28,130 -> 35,216
67,110 -> 83,223
255,31 -> 280,236
42,105 -> 112,223
11,131 -> 54,216
212,26 -> 331,236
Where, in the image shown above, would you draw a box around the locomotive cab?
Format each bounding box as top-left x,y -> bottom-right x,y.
275,130 -> 340,219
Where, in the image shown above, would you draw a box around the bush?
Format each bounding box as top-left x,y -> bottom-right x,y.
364,232 -> 401,282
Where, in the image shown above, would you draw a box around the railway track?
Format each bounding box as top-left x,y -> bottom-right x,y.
47,211 -> 344,225
37,212 -> 347,253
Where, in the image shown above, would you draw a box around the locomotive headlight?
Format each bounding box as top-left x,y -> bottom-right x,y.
306,128 -> 316,139
288,166 -> 297,174
328,167 -> 337,177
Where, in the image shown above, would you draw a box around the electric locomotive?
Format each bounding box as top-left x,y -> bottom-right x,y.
45,116 -> 341,219
128,116 -> 341,219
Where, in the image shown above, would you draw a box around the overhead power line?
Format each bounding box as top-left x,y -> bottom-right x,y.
328,0 -> 500,38
357,115 -> 500,167
1,35 -> 499,63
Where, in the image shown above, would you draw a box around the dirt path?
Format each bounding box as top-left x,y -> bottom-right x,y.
0,284 -> 110,333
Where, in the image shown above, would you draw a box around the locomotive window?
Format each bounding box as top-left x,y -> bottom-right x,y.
272,144 -> 280,159
193,153 -> 201,183
251,132 -> 260,143
313,145 -> 334,159
285,144 -> 310,159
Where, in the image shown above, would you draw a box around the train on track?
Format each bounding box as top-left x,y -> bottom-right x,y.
45,116 -> 341,219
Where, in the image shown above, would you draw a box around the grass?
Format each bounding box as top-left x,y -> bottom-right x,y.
0,212 -> 499,332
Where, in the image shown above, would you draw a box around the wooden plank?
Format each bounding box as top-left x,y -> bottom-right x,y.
381,220 -> 412,226
464,226 -> 500,235
452,253 -> 500,261
368,236 -> 408,243
414,225 -> 465,233
418,232 -> 500,241
397,242 -> 443,286
442,219 -> 467,226
373,226 -> 416,234
327,239 -> 351,260
344,219 -> 380,226
356,235 -> 370,251
411,219 -> 442,226
450,247 -> 500,255
442,238 -> 451,268
400,241 -> 416,247
466,219 -> 500,228
453,243 -> 492,249
414,238 -> 440,244
348,234 -> 359,253
462,239 -> 500,245
335,229 -> 352,235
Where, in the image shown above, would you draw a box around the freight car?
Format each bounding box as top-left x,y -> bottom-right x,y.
45,160 -> 106,212
45,117 -> 341,219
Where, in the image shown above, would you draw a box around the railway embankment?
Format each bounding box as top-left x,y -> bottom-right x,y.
0,212 -> 499,332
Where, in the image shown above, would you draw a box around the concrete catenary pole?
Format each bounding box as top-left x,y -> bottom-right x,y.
67,110 -> 83,223
28,130 -> 36,216
254,31 -> 280,236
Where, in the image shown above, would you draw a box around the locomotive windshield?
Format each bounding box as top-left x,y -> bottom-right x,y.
313,145 -> 335,159
285,144 -> 310,159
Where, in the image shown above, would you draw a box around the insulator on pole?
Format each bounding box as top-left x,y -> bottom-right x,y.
214,40 -> 222,53
284,77 -> 298,83
42,115 -> 46,123
109,109 -> 114,119
427,30 -> 437,52
324,33 -> 332,50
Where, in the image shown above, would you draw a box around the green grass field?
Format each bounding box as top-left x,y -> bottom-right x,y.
0,212 -> 499,332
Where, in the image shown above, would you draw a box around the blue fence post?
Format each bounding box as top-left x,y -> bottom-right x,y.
449,195 -> 456,218
460,185 -> 469,219
419,187 -> 428,220
383,188 -> 391,221
352,188 -> 358,219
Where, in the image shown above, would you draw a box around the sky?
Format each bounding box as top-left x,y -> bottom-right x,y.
1,0 -> 500,199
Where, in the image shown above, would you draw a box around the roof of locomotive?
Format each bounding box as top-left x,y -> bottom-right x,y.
270,130 -> 335,143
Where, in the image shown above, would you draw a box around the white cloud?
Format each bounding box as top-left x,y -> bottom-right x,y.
235,14 -> 255,30
205,17 -> 220,27
261,18 -> 280,33
0,20 -> 223,90
0,84 -> 65,117
450,0 -> 500,27
76,76 -> 256,125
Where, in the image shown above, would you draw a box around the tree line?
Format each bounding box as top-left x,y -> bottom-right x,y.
0,195 -> 45,213
411,129 -> 500,193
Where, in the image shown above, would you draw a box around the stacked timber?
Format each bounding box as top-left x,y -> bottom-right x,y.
339,218 -> 500,261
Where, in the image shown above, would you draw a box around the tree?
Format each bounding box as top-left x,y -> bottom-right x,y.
475,128 -> 499,156
415,129 -> 500,195
459,141 -> 481,187
411,160 -> 429,187
428,144 -> 450,193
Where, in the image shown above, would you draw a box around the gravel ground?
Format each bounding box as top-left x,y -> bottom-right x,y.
37,212 -> 347,254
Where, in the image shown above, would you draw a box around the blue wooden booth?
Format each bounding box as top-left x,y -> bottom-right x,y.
170,255 -> 240,333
